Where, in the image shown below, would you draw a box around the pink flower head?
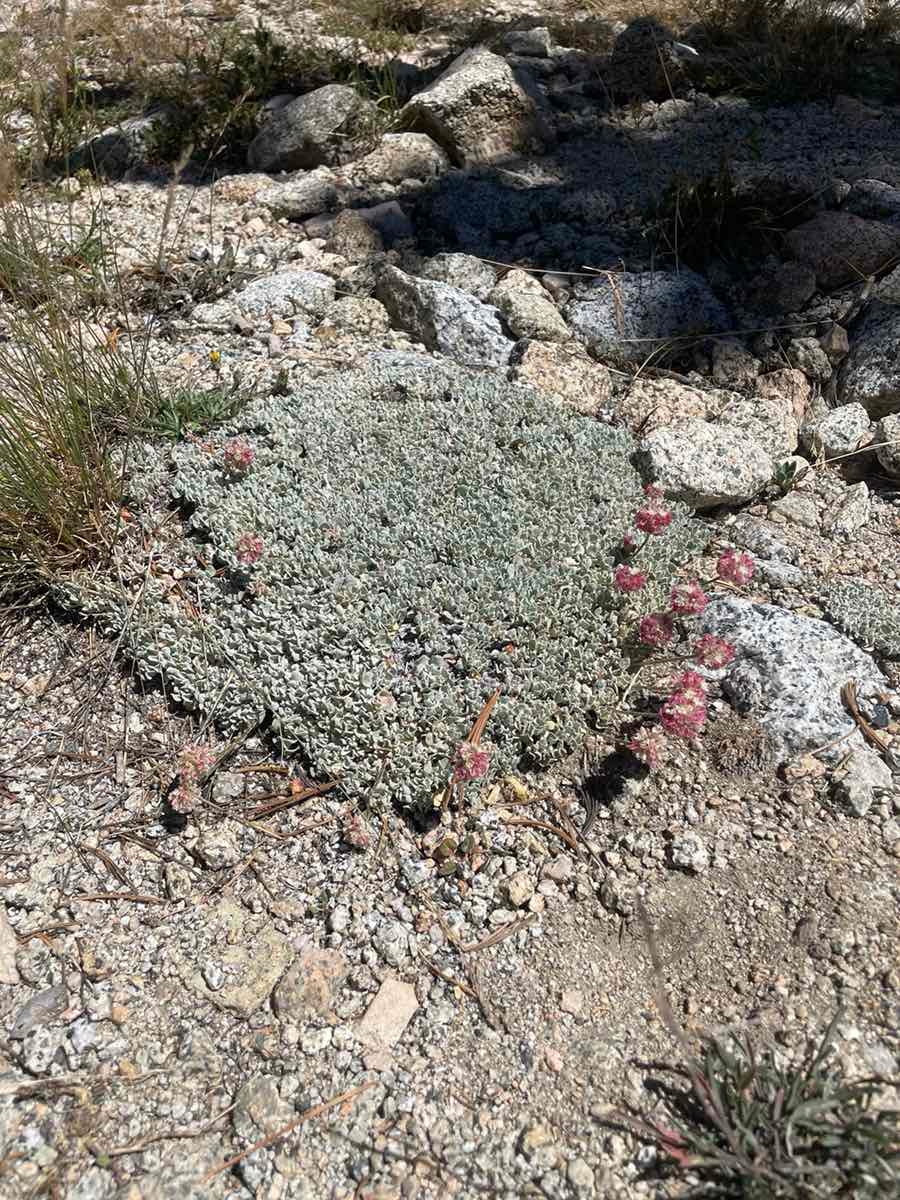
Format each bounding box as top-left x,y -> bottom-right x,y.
178,743 -> 216,780
672,669 -> 707,701
717,548 -> 755,586
451,740 -> 490,784
171,743 -> 216,813
222,437 -> 255,474
341,809 -> 371,850
659,688 -> 707,739
639,613 -> 674,648
670,580 -> 708,616
235,532 -> 264,566
635,506 -> 672,535
614,564 -> 647,593
628,725 -> 668,769
693,634 -> 736,669
621,531 -> 638,555
635,484 -> 672,536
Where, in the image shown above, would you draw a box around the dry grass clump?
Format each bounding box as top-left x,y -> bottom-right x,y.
0,201 -> 157,615
687,0 -> 900,103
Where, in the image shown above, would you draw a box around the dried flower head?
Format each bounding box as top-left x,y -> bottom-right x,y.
615,564 -> 648,593
659,690 -> 707,739
670,579 -> 708,615
639,613 -> 675,648
693,634 -> 736,669
235,532 -> 264,566
628,724 -> 668,768
717,548 -> 755,586
451,740 -> 490,784
171,743 -> 216,813
222,438 -> 255,474
341,809 -> 371,850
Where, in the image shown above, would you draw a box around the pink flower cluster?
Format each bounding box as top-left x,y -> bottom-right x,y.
451,740 -> 490,784
635,483 -> 673,535
718,548 -> 755,585
222,438 -> 255,474
616,523 -> 758,768
659,670 -> 708,739
170,743 -> 216,813
235,532 -> 264,566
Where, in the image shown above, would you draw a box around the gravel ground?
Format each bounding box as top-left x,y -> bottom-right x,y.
1,465 -> 898,1199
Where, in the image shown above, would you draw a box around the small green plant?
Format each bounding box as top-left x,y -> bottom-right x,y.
0,203 -> 109,308
146,386 -> 247,442
626,1014 -> 899,1197
140,23 -> 399,170
619,910 -> 899,1198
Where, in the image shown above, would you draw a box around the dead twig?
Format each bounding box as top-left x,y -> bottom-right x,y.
501,815 -> 580,855
420,955 -> 477,999
200,1082 -> 375,1183
841,680 -> 891,754
100,1103 -> 237,1158
66,892 -> 165,905
460,913 -> 537,953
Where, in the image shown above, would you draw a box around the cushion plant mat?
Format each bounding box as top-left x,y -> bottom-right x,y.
75,357 -> 702,810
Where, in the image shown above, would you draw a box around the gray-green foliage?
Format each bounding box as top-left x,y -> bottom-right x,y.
822,577 -> 900,660
73,357 -> 701,809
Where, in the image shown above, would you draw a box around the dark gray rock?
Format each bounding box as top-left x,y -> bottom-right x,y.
784,211 -> 900,289
69,109 -> 177,177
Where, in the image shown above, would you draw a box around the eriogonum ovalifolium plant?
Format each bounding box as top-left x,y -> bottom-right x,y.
611,484 -> 755,769
68,358 -> 705,811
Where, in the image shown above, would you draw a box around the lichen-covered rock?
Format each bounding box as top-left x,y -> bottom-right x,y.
875,412 -> 900,476
348,132 -> 451,185
756,369 -> 811,423
419,253 -> 496,300
831,749 -> 894,817
636,420 -> 773,509
257,167 -> 339,220
615,377 -> 711,434
325,210 -> 384,259
401,46 -> 548,167
784,211 -> 900,289
247,84 -> 378,172
235,270 -> 335,320
376,265 -> 513,367
75,360 -> 701,812
802,402 -> 871,458
69,108 -> 178,177
491,286 -> 570,342
839,302 -> 900,416
716,392 -> 799,459
508,341 -> 611,414
566,269 -> 731,365
317,296 -> 391,337
698,596 -> 887,763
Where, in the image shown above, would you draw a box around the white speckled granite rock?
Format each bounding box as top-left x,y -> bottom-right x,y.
699,596 -> 887,763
